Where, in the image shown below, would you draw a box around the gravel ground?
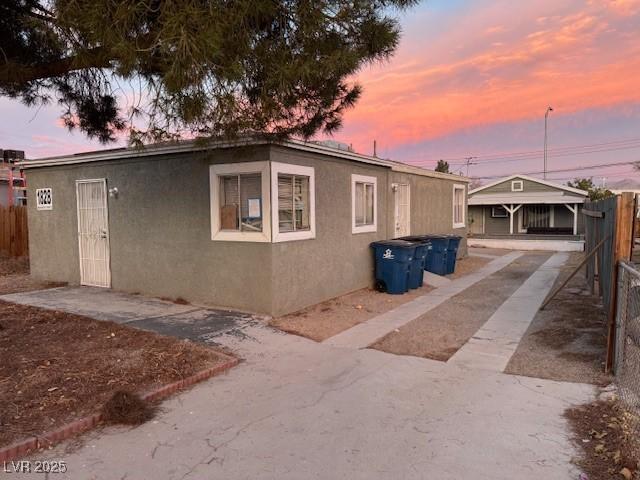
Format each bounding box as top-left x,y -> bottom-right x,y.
370,252 -> 551,360
504,253 -> 612,385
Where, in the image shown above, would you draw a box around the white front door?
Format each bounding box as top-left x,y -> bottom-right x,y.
76,179 -> 111,287
393,183 -> 410,238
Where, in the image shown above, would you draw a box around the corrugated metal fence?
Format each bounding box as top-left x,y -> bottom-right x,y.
0,205 -> 28,257
584,196 -> 617,310
583,193 -> 636,370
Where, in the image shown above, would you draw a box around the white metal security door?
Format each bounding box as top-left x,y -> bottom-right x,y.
393,183 -> 410,237
76,179 -> 111,287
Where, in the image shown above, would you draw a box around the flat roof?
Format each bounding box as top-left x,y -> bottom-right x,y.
19,137 -> 470,183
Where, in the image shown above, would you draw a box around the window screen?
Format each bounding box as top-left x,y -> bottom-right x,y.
491,206 -> 508,218
355,182 -> 375,226
453,186 -> 465,225
278,174 -> 310,233
219,173 -> 262,231
523,205 -> 550,228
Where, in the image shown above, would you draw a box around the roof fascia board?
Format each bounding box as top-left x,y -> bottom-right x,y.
18,137 -> 470,182
469,174 -> 588,196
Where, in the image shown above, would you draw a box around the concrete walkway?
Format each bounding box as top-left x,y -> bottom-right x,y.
448,252 -> 568,372
5,253 -> 597,480
324,251 -> 523,349
18,324 -> 594,480
0,287 -> 258,343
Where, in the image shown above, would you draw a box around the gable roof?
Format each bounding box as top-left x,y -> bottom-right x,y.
469,174 -> 588,196
18,137 -> 470,183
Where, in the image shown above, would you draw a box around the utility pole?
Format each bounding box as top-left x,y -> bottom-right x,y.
544,106 -> 553,179
464,156 -> 478,177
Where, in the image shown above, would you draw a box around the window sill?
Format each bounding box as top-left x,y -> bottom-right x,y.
273,229 -> 315,243
212,230 -> 271,242
352,224 -> 377,234
452,223 -> 466,229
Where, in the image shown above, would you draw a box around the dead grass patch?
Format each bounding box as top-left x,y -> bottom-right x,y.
565,398 -> 640,480
102,391 -> 157,425
371,253 -> 550,360
505,253 -> 611,386
0,301 -> 232,447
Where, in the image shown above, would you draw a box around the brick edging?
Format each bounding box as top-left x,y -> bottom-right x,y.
0,355 -> 239,463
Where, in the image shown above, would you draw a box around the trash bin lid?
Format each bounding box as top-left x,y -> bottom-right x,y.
371,240 -> 414,248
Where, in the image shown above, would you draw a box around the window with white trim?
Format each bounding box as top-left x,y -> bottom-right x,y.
219,174 -> 262,232
352,174 -> 377,234
452,184 -> 465,228
210,162 -> 271,242
491,206 -> 508,218
511,180 -> 523,192
271,162 -> 315,242
277,174 -> 310,233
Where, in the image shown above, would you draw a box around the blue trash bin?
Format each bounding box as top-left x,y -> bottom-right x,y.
370,240 -> 415,294
422,235 -> 449,275
397,236 -> 432,289
444,235 -> 462,274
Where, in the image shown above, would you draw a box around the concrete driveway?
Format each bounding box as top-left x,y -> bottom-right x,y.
0,286 -> 259,344
3,259 -> 597,479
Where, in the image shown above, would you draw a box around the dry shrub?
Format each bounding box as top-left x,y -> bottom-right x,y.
565,398 -> 640,480
102,390 -> 156,425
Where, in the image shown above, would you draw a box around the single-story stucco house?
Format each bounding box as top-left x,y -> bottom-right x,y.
467,174 -> 588,252
21,138 -> 469,316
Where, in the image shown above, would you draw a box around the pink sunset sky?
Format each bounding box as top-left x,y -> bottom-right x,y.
1,0 -> 640,186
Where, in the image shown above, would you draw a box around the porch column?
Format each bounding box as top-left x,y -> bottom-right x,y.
510,204 -> 514,235
564,203 -> 578,235
502,204 -> 523,235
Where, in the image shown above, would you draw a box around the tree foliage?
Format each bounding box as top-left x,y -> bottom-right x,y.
435,159 -> 450,173
0,0 -> 416,144
567,178 -> 614,201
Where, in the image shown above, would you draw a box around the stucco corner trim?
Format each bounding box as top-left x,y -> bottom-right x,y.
351,174 -> 378,234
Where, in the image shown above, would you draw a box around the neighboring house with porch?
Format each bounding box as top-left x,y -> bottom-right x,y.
22,138 -> 469,316
467,174 -> 588,252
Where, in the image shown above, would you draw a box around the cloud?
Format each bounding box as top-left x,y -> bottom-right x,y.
337,0 -> 640,153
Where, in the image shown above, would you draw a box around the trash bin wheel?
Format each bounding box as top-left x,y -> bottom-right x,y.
375,279 -> 387,292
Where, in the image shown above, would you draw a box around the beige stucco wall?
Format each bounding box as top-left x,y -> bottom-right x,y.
26,144 -> 468,316
26,146 -> 275,313
388,171 -> 468,253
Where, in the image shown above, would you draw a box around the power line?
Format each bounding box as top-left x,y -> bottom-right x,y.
402,137 -> 640,166
472,160 -> 640,180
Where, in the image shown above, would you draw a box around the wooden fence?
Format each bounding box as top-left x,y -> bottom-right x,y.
583,192 -> 636,370
0,205 -> 28,257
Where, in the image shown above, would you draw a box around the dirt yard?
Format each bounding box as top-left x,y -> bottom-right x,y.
565,397 -> 639,480
446,255 -> 491,280
271,253 -> 496,342
505,253 -> 612,386
0,254 -> 64,295
0,301 -> 232,447
270,286 -> 434,342
370,253 -> 550,360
